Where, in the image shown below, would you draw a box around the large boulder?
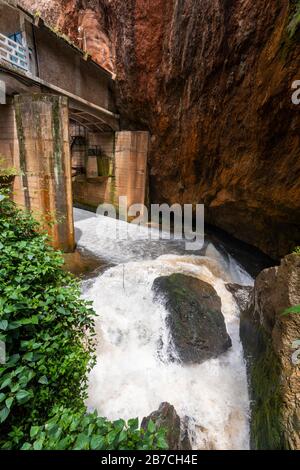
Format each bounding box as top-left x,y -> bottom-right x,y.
141,402 -> 192,450
240,254 -> 300,450
152,274 -> 232,364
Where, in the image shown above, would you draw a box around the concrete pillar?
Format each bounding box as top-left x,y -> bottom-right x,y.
14,94 -> 75,252
0,103 -> 19,169
114,131 -> 149,209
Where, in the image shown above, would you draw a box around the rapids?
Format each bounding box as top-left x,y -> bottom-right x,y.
74,208 -> 252,450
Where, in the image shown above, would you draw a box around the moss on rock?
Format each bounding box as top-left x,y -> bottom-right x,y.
241,321 -> 285,449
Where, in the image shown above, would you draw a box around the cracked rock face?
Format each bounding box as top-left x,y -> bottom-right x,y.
21,0 -> 300,258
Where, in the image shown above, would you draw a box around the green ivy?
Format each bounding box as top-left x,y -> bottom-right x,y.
0,192 -> 167,450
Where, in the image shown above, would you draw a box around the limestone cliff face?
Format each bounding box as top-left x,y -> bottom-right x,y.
21,0 -> 300,258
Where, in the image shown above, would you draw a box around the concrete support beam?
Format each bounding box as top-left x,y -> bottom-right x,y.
0,103 -> 19,168
13,93 -> 75,252
114,131 -> 149,209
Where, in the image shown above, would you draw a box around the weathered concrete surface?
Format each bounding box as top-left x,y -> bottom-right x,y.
240,254 -> 300,449
114,131 -> 149,209
72,131 -> 149,211
0,104 -> 19,170
13,93 -> 75,252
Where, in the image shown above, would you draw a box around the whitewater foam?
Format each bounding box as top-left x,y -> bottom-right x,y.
75,208 -> 251,450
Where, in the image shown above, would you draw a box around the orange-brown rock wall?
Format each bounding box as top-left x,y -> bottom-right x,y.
21,0 -> 300,258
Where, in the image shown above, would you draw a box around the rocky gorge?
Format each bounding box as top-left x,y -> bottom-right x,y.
21,0 -> 300,259
19,0 -> 300,450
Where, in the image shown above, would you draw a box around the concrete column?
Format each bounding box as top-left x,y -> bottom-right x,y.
14,94 -> 75,252
114,131 -> 149,209
0,103 -> 19,169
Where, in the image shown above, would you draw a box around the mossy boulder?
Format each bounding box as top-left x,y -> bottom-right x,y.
141,402 -> 192,450
152,274 -> 232,364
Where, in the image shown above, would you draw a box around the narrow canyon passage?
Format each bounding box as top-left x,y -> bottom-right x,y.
75,208 -> 253,450
1,0 -> 300,454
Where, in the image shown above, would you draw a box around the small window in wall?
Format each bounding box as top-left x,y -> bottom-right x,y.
8,31 -> 23,45
88,146 -> 102,157
88,146 -> 113,177
70,124 -> 87,176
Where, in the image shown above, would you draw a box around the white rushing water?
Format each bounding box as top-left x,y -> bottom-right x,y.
74,208 -> 253,450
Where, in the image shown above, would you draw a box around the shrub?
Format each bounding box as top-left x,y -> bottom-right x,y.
0,156 -> 20,178
0,192 -> 167,450
292,246 -> 300,255
19,407 -> 167,451
0,192 -> 96,447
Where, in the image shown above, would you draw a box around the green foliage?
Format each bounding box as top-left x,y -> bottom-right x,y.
0,192 -> 96,446
292,246 -> 300,255
282,305 -> 300,315
0,192 -> 168,450
17,407 -> 167,451
288,0 -> 300,38
0,156 -> 19,178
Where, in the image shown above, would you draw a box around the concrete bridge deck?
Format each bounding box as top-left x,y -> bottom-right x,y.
0,1 -> 149,252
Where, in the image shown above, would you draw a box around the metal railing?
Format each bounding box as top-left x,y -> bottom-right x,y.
0,32 -> 28,71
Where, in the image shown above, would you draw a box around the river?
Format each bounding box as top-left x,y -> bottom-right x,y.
74,207 -> 253,450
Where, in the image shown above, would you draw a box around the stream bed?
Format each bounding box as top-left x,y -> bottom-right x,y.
74,207 -> 253,450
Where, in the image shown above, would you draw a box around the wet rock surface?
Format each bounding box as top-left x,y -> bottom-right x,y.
240,254 -> 300,450
141,402 -> 192,450
152,273 -> 232,364
225,283 -> 253,313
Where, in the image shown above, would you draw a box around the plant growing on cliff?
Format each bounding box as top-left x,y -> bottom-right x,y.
0,192 -> 167,450
282,305 -> 300,315
0,156 -> 20,178
287,0 -> 300,38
